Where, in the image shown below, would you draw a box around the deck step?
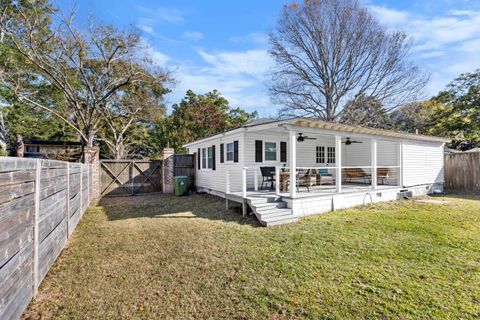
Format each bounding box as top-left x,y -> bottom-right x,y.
247,196 -> 297,227
252,202 -> 287,209
259,210 -> 293,219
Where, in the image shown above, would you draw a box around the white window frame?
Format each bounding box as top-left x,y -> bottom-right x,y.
327,146 -> 336,164
316,146 -> 325,164
264,141 -> 277,162
201,147 -> 213,170
226,142 -> 234,162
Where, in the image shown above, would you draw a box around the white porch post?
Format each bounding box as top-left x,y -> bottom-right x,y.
335,135 -> 342,193
289,130 -> 297,198
371,138 -> 377,189
398,141 -> 403,187
242,167 -> 247,198
275,167 -> 280,196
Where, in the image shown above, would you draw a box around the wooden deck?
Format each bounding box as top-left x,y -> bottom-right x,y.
227,183 -> 399,202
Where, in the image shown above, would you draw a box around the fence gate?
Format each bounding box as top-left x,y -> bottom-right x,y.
100,160 -> 163,196
173,154 -> 195,189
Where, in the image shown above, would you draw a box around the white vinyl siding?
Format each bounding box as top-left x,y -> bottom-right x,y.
188,133 -> 244,193
402,141 -> 444,186
187,129 -> 444,194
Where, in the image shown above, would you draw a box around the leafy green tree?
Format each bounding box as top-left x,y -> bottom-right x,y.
390,100 -> 438,134
4,104 -> 76,143
0,1 -> 170,148
160,90 -> 257,152
338,95 -> 390,128
431,70 -> 480,149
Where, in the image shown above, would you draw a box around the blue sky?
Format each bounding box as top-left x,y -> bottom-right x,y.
57,0 -> 480,116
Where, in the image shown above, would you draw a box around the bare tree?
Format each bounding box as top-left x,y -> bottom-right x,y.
268,0 -> 429,121
99,79 -> 167,159
0,1 -> 170,148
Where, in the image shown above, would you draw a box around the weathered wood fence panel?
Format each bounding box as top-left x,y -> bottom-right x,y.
0,158 -> 93,320
173,154 -> 195,190
445,152 -> 480,191
100,160 -> 162,196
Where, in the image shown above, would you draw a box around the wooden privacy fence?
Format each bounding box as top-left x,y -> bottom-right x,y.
445,152 -> 480,191
100,160 -> 162,196
174,154 -> 195,189
0,158 -> 93,320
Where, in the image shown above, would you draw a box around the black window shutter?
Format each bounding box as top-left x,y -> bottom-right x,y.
197,148 -> 201,168
280,141 -> 287,162
255,140 -> 263,162
233,140 -> 239,163
220,143 -> 224,163
212,145 -> 216,170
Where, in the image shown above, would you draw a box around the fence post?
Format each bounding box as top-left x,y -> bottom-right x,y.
79,164 -> 83,216
32,159 -> 41,296
82,146 -> 100,200
66,163 -> 70,240
86,164 -> 90,204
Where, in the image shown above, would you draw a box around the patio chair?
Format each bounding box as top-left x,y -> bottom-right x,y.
344,168 -> 371,184
316,168 -> 334,185
286,169 -> 316,192
377,168 -> 390,185
260,166 -> 276,190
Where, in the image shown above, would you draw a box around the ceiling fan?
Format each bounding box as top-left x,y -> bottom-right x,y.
297,133 -> 317,142
342,137 -> 362,145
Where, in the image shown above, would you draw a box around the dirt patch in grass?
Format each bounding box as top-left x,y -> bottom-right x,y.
23,193 -> 480,319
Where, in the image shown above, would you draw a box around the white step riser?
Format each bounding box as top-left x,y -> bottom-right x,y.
252,203 -> 287,210
246,196 -> 298,227
259,212 -> 294,220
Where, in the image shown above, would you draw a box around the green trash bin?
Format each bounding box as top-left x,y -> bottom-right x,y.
174,176 -> 188,196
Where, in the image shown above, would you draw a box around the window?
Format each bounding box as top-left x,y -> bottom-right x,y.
202,147 -> 213,169
202,148 -> 207,169
207,147 -> 213,169
327,146 -> 335,164
26,145 -> 40,153
316,146 -> 325,163
265,142 -> 277,161
226,143 -> 234,161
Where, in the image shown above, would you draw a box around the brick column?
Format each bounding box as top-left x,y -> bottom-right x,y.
16,135 -> 24,157
162,148 -> 175,193
83,146 -> 100,200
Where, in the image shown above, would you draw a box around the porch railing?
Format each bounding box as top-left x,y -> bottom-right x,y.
226,165 -> 401,198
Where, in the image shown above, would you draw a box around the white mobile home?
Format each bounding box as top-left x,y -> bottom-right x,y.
184,118 -> 448,226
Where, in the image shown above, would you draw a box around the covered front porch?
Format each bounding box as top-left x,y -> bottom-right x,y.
226,123 -> 403,200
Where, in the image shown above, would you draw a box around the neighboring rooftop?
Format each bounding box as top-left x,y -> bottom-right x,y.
23,139 -> 82,146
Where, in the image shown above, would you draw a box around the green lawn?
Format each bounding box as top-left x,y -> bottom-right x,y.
23,193 -> 480,319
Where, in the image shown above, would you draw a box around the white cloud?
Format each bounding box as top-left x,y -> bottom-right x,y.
370,5 -> 480,95
138,6 -> 185,25
197,49 -> 274,77
229,32 -> 268,46
369,5 -> 409,25
183,31 -> 204,41
138,24 -> 155,36
139,38 -> 171,67
167,49 -> 275,112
